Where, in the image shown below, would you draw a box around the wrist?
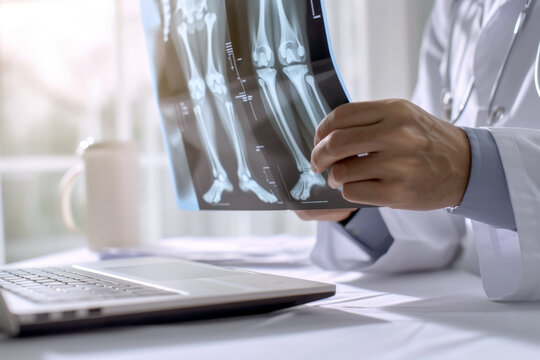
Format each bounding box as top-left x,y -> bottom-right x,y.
339,209 -> 360,226
449,126 -> 472,208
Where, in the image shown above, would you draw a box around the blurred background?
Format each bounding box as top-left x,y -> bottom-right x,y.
0,0 -> 434,263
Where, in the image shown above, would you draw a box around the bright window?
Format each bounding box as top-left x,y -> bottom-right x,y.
0,0 -> 432,263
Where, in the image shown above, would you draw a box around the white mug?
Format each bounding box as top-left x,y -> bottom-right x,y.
60,139 -> 140,251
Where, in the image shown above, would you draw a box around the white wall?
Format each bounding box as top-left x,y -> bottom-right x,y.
0,1 -> 436,262
0,177 -> 5,264
325,0 -> 434,101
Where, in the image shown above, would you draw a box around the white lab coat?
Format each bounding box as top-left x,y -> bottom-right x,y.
312,0 -> 540,301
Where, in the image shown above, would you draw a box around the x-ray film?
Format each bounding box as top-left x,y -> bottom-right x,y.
141,0 -> 355,210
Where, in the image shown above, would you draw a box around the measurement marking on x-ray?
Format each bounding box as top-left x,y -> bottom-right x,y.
262,166 -> 277,186
310,0 -> 322,19
175,102 -> 190,132
276,166 -> 293,201
225,41 -> 259,121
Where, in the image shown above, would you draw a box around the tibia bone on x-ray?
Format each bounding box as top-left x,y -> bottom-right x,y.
204,12 -> 278,204
256,68 -> 310,172
283,65 -> 323,129
252,0 -> 325,201
161,0 -> 277,204
257,68 -> 325,201
193,103 -> 234,203
306,75 -> 328,119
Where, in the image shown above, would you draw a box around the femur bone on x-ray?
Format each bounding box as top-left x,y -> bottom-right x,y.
157,0 -> 330,203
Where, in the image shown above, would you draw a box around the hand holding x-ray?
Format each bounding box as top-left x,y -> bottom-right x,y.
142,0 -> 355,211
311,99 -> 472,211
294,208 -> 358,222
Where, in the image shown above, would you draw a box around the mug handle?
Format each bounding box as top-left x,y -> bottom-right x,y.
59,162 -> 85,233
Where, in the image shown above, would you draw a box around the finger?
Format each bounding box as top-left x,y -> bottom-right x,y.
315,102 -> 386,146
341,180 -> 397,207
294,209 -> 358,222
327,154 -> 388,189
311,125 -> 381,173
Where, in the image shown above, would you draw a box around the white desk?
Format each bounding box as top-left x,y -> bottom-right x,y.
2,238 -> 540,360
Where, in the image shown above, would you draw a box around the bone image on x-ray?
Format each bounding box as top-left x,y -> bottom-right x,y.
251,0 -> 329,201
159,0 -> 278,205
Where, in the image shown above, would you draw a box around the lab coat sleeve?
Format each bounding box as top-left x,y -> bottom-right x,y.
311,208 -> 394,271
475,128 -> 540,300
312,207 -> 466,274
453,127 -> 516,230
311,0 -> 467,274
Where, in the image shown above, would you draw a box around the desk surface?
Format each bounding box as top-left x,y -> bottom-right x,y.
2,239 -> 540,360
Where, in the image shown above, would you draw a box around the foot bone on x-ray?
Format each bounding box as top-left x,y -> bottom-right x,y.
160,0 -> 277,205
291,171 -> 326,201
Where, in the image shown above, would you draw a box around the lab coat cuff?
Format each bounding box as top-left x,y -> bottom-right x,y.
311,221 -> 375,271
453,127 -> 516,230
342,207 -> 394,261
311,208 -> 394,271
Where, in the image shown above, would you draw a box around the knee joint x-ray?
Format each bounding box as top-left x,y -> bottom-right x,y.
141,0 -> 354,210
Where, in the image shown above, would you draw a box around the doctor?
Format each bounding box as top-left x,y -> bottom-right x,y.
297,0 -> 540,301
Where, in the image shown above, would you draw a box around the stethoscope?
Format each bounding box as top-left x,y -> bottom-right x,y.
536,38 -> 540,97
442,0 -> 538,125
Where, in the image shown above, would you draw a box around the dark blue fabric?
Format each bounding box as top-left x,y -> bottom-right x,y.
453,127 -> 516,230
339,208 -> 394,261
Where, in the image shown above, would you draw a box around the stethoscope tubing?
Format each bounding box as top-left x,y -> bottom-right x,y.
535,40 -> 540,97
443,0 -> 537,125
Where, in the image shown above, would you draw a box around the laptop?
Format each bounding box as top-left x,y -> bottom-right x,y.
0,256 -> 335,337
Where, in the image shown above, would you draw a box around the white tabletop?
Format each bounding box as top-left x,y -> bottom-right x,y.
2,237 -> 540,360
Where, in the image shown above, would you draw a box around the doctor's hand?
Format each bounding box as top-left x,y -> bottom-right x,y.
294,208 -> 358,222
311,99 -> 471,211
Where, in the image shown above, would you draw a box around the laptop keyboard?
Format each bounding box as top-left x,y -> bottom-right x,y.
0,267 -> 175,303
